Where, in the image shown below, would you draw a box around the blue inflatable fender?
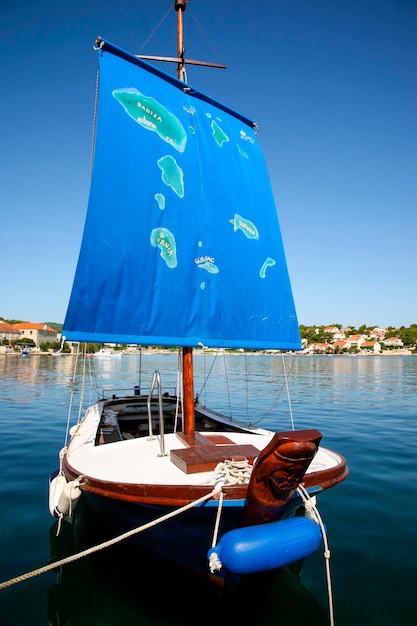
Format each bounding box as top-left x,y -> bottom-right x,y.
208,517 -> 323,575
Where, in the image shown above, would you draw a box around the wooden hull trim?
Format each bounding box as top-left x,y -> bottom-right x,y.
303,453 -> 349,491
63,450 -> 348,507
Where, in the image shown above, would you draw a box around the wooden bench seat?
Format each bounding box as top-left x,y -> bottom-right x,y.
170,441 -> 260,474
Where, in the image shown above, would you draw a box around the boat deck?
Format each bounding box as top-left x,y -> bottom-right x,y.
171,431 -> 260,473
64,398 -> 347,490
66,417 -> 343,490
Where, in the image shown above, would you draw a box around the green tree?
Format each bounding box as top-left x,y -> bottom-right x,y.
398,325 -> 417,346
14,338 -> 35,347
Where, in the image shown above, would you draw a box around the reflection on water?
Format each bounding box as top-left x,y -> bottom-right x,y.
47,503 -> 329,626
1,353 -> 417,626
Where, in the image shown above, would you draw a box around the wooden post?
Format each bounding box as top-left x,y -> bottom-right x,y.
182,346 -> 195,434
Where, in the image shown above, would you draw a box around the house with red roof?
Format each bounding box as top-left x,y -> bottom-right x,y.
383,337 -> 404,347
332,341 -> 349,351
370,327 -> 386,339
0,321 -> 21,351
304,342 -> 334,354
345,334 -> 367,348
361,341 -> 382,353
12,323 -> 59,348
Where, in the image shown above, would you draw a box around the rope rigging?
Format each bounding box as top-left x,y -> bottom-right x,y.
196,347 -> 298,430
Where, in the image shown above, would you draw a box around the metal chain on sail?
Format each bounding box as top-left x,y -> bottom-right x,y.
89,44 -> 102,181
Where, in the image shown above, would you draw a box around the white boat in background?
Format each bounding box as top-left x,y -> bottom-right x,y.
49,0 -> 348,594
94,347 -> 122,358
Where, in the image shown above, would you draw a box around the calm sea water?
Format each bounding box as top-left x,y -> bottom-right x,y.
0,353 -> 416,625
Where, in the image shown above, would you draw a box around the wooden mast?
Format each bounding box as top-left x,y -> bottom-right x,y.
136,1 -> 226,71
175,0 -> 195,434
175,0 -> 187,81
182,346 -> 195,434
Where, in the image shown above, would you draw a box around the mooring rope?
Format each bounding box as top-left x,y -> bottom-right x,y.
297,484 -> 335,626
0,487 -> 220,590
1,472 -> 337,626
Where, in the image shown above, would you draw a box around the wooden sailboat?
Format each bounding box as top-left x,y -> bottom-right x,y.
49,0 -> 348,587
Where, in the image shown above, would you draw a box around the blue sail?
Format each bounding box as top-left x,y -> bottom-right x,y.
63,40 -> 301,350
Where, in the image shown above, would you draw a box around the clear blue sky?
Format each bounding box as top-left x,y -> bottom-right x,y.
1,0 -> 416,328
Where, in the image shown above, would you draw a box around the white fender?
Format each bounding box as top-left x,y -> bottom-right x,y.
49,473 -> 67,517
49,474 -> 82,519
57,479 -> 82,517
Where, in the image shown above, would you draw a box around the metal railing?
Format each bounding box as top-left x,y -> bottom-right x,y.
147,370 -> 167,457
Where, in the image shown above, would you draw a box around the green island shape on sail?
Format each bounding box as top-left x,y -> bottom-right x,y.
211,120 -> 229,147
233,213 -> 259,239
237,144 -> 249,159
154,193 -> 165,210
197,261 -> 219,274
150,227 -> 177,268
112,88 -> 187,153
260,257 -> 276,278
158,155 -> 184,198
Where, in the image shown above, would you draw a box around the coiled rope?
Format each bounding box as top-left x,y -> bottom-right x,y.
209,458 -> 253,485
0,486 -> 220,590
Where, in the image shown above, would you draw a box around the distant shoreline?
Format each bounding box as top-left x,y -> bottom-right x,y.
0,348 -> 414,357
